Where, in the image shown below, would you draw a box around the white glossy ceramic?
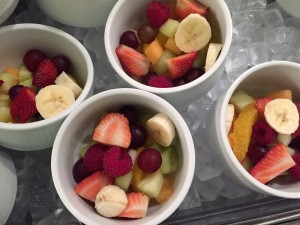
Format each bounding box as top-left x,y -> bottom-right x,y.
277,0 -> 300,19
0,23 -> 94,151
36,0 -> 118,27
0,0 -> 19,25
105,0 -> 232,108
0,150 -> 17,224
52,88 -> 195,225
206,61 -> 300,198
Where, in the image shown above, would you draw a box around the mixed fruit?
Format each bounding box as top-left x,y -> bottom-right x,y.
72,105 -> 179,219
115,0 -> 222,88
0,50 -> 82,123
226,89 -> 300,184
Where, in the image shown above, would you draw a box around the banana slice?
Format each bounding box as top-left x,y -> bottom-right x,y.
205,43 -> 222,72
146,113 -> 175,147
175,13 -> 211,53
95,185 -> 128,218
55,71 -> 82,98
225,104 -> 235,134
36,85 -> 75,119
264,99 -> 299,134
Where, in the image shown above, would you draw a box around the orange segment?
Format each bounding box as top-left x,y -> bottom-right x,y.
144,38 -> 164,64
155,176 -> 174,203
265,89 -> 292,101
229,103 -> 258,162
164,37 -> 182,55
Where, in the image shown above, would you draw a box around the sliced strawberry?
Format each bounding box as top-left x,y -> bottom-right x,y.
92,113 -> 131,148
116,45 -> 150,77
166,51 -> 198,79
10,86 -> 37,123
117,192 -> 149,218
250,142 -> 296,184
254,97 -> 272,118
292,102 -> 300,138
75,171 -> 114,202
175,0 -> 208,20
32,59 -> 58,88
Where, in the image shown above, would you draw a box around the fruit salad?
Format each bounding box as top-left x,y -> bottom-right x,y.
0,49 -> 82,123
115,0 -> 222,88
72,105 -> 179,219
226,89 -> 300,184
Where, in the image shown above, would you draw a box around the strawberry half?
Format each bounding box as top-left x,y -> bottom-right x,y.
118,192 -> 149,218
116,45 -> 150,77
92,113 -> 132,148
254,97 -> 272,118
166,51 -> 198,79
32,59 -> 58,88
75,171 -> 114,202
175,0 -> 209,20
10,86 -> 37,123
250,142 -> 296,184
292,102 -> 300,138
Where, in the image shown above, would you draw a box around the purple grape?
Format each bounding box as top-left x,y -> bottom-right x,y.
143,71 -> 158,85
183,67 -> 204,83
137,148 -> 162,174
72,158 -> 92,183
52,55 -> 70,74
129,124 -> 147,149
23,49 -> 46,72
137,24 -> 157,44
173,78 -> 185,86
119,31 -> 139,49
9,84 -> 24,100
289,136 -> 300,151
119,105 -> 138,124
247,143 -> 269,165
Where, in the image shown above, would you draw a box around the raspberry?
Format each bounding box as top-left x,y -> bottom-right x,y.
146,0 -> 170,28
148,75 -> 173,88
72,158 -> 92,183
289,153 -> 300,180
83,144 -> 108,173
252,120 -> 278,145
103,146 -> 133,177
142,71 -> 157,85
32,59 -> 58,88
247,143 -> 269,165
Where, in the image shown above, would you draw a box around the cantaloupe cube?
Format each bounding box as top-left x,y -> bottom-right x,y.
4,67 -> 19,77
144,39 -> 164,65
156,32 -> 169,46
265,89 -> 292,101
164,37 -> 182,55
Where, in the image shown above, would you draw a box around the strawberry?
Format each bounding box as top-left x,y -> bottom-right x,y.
254,97 -> 272,118
116,45 -> 150,77
92,113 -> 131,148
250,142 -> 296,184
166,51 -> 198,79
117,192 -> 149,218
10,86 -> 37,123
292,102 -> 300,138
32,59 -> 58,88
175,0 -> 208,20
75,171 -> 114,202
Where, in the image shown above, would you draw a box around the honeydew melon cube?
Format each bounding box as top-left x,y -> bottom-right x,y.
137,171 -> 164,198
159,19 -> 179,38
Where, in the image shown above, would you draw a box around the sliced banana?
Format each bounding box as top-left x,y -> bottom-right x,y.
175,13 -> 211,53
55,71 -> 82,98
264,99 -> 299,134
146,113 -> 175,147
205,43 -> 222,72
95,185 -> 128,218
36,85 -> 75,119
225,104 -> 235,134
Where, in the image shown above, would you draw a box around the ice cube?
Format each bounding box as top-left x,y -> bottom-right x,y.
261,8 -> 284,28
179,179 -> 202,210
233,21 -> 257,41
196,176 -> 224,202
221,176 -> 252,199
271,45 -> 297,61
232,10 -> 262,28
247,42 -> 269,66
227,67 -> 249,83
264,26 -> 294,52
246,0 -> 267,11
225,0 -> 243,12
225,46 -> 250,74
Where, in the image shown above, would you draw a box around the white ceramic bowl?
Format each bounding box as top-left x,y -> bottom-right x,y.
206,61 -> 300,198
0,0 -> 19,25
0,23 -> 93,151
52,88 -> 195,225
36,0 -> 118,27
105,0 -> 232,108
0,149 -> 17,224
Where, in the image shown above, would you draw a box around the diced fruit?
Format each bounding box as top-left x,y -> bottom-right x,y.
0,94 -> 10,107
148,75 -> 173,88
252,120 -> 278,145
164,37 -> 182,55
19,78 -> 35,90
205,43 -> 222,72
118,105 -> 138,124
156,32 -> 169,46
155,176 -> 174,203
146,0 -> 170,28
18,66 -> 32,82
8,85 -> 24,100
51,55 -> 70,74
137,148 -> 162,174
175,0 -> 208,20
0,73 -> 18,94
255,97 -> 272,118
250,143 -> 295,184
289,136 -> 300,151
225,104 -> 235,134
159,145 -> 178,174
129,124 -> 147,149
116,45 -> 150,77
276,133 -> 292,146
79,143 -> 94,158
83,144 -> 108,173
247,143 -> 269,165
138,24 -> 157,44
229,103 -> 258,162
286,146 -> 296,156
230,90 -> 255,113
75,171 -> 114,202
72,158 -> 92,183
144,38 -> 164,64
33,59 -> 58,88
289,153 -> 300,180
166,51 -> 198,79
115,171 -> 133,191
118,192 -> 149,218
119,31 -> 139,49
241,156 -> 253,172
192,47 -> 206,69
183,67 -> 204,83
265,89 -> 292,100
0,106 -> 14,122
92,113 -> 131,148
23,49 -> 46,72
159,19 -> 179,38
4,67 -> 19,77
128,149 -> 138,165
55,71 -> 82,98
137,171 -> 164,198
153,49 -> 176,75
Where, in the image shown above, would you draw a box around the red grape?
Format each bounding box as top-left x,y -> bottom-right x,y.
129,124 -> 147,149
143,71 -> 157,85
289,154 -> 300,180
137,24 -> 157,44
8,85 -> 24,100
52,55 -> 70,74
72,158 -> 92,183
23,49 -> 46,72
119,31 -> 139,49
137,148 -> 162,174
173,78 -> 185,86
119,105 -> 138,124
247,143 -> 269,165
183,67 -> 204,83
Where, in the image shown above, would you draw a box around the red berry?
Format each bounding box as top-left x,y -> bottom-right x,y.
23,49 -> 46,72
146,0 -> 170,28
32,59 -> 58,88
52,55 -> 70,74
183,67 -> 204,83
103,146 -> 133,177
137,148 -> 162,174
129,124 -> 147,149
252,120 -> 278,145
173,78 -> 186,86
119,31 -> 139,49
289,153 -> 300,180
72,158 -> 92,183
148,75 -> 173,88
83,144 -> 108,173
248,143 -> 269,165
8,85 -> 24,100
142,72 -> 157,85
289,136 -> 300,151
